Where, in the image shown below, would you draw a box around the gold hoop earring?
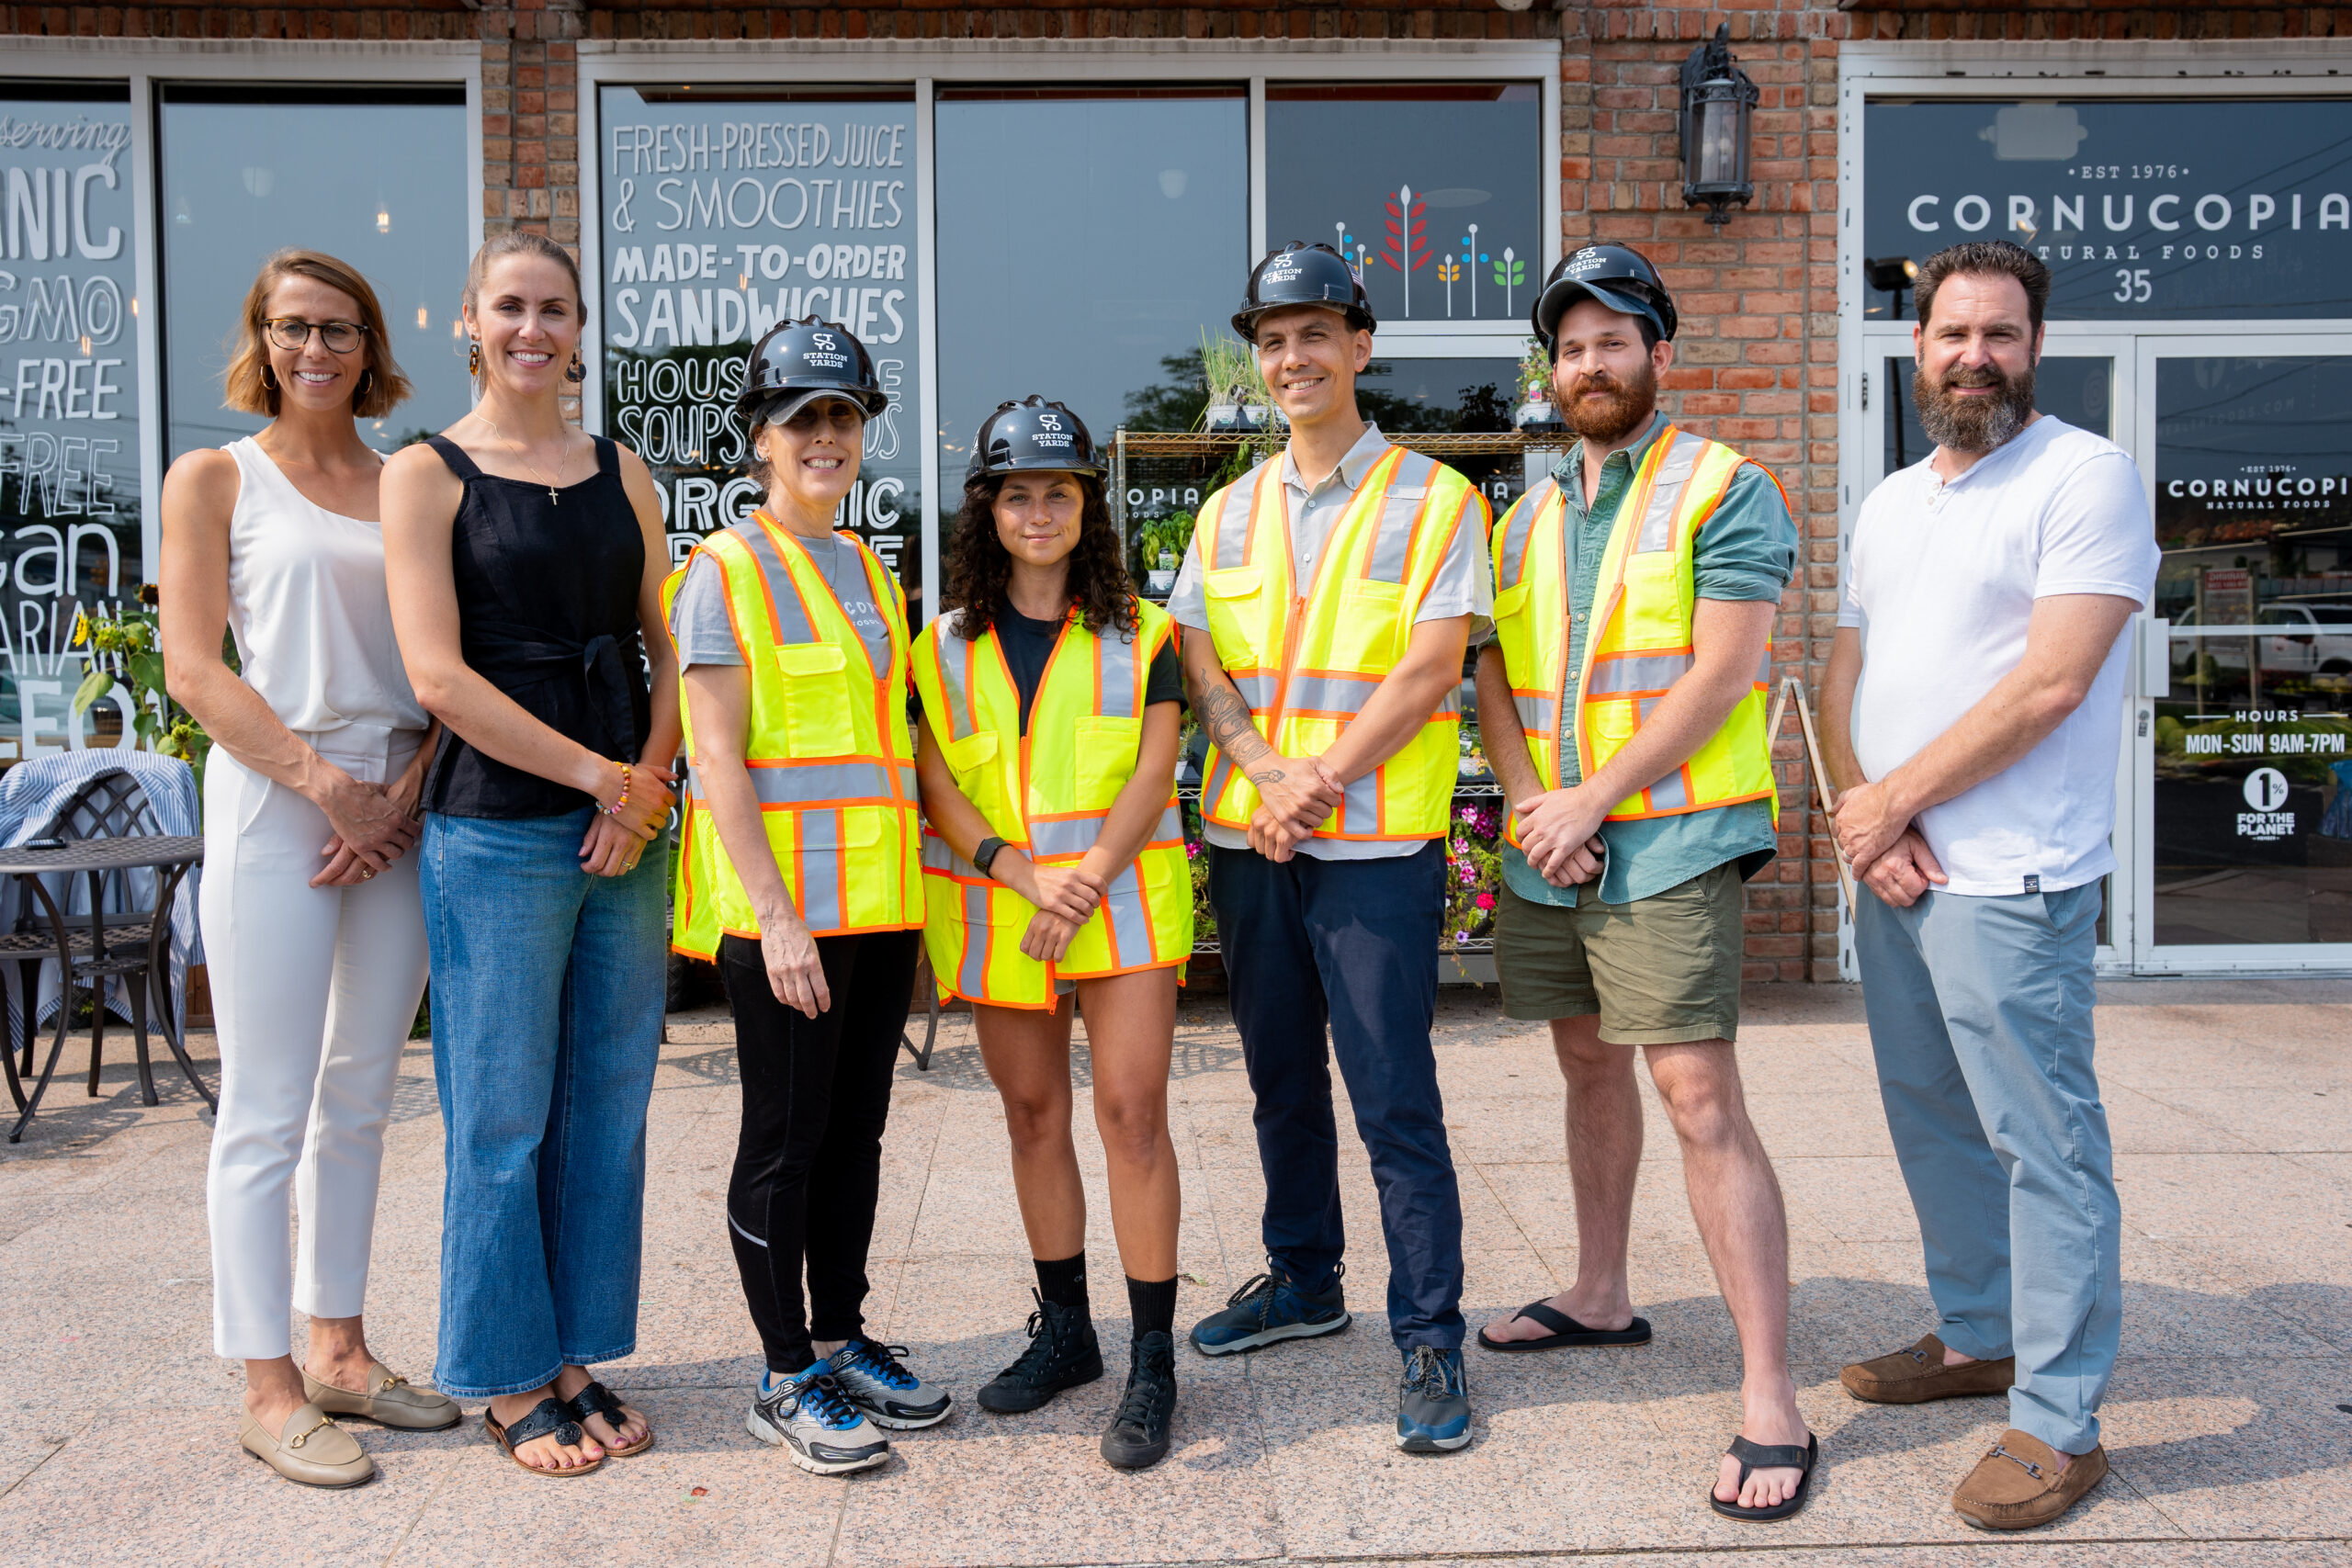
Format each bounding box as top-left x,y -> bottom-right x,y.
468,341 -> 481,377
261,365 -> 278,390
352,367 -> 373,407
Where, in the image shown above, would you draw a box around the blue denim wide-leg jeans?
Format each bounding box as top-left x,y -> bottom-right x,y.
422,808 -> 668,1399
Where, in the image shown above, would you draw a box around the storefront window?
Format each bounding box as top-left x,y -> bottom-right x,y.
0,80 -> 138,756
1265,84 -> 1542,328
157,85 -> 470,459
598,86 -> 922,597
2151,354 -> 2352,946
1883,355 -> 2110,473
933,87 -> 1246,485
1864,99 -> 2352,321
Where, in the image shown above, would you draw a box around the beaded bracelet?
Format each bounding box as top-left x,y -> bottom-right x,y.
601,762 -> 633,818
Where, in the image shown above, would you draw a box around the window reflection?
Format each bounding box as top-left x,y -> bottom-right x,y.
933,87 -> 1247,489
159,85 -> 470,461
1265,84 -> 1541,327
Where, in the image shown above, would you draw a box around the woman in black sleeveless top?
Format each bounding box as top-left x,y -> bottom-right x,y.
382,231 -> 679,1478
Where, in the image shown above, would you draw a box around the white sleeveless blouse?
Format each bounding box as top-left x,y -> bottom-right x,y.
221,437 -> 427,738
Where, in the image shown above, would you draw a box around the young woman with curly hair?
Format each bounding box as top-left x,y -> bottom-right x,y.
912,397 -> 1192,1470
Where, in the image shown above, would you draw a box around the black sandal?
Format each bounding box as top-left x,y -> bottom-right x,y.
1475,1301 -> 1653,1353
483,1397 -> 602,1477
1708,1432 -> 1819,1522
563,1380 -> 653,1457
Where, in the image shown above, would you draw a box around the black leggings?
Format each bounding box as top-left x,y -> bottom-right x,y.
718,929 -> 920,1374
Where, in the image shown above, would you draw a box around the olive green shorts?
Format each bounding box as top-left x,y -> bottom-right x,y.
1492,861 -> 1745,1043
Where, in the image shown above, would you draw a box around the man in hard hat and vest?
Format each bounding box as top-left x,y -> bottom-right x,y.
1170,242 -> 1493,1454
1474,245 -> 1816,1522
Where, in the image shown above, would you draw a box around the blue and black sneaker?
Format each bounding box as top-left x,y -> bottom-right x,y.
746,1364 -> 890,1475
1188,1259 -> 1350,1357
828,1337 -> 954,1430
1396,1346 -> 1471,1452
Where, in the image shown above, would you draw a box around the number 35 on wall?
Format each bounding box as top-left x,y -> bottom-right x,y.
2114,268 -> 2153,304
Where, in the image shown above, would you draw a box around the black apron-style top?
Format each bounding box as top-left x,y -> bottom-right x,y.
420,434 -> 652,819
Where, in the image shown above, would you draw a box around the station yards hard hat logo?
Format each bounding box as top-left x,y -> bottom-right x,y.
1566,248 -> 1605,276
1038,412 -> 1062,431
813,332 -> 837,350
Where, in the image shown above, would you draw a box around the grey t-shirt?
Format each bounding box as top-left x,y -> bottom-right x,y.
1166,423 -> 1492,861
671,525 -> 891,672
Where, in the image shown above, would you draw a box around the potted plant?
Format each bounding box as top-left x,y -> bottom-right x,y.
1134,512 -> 1193,596
1199,332 -> 1267,434
1513,336 -> 1564,432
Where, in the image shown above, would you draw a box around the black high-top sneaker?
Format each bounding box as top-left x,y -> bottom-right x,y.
1099,1330 -> 1177,1470
976,1291 -> 1103,1414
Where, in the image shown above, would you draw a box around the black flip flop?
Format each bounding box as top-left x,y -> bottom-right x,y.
1708,1432 -> 1819,1523
1476,1300 -> 1653,1353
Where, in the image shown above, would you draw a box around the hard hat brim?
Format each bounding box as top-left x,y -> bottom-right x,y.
1535,277 -> 1666,344
1230,299 -> 1375,343
747,387 -> 888,429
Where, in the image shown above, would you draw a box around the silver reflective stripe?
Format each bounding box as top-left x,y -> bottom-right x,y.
797,808 -> 844,929
736,523 -> 818,643
1098,627 -> 1142,720
958,882 -> 992,996
1335,770 -> 1381,836
1149,803 -> 1182,843
1286,673 -> 1383,714
1513,694 -> 1558,734
1634,432 -> 1704,555
1499,479 -> 1554,587
1364,449 -> 1440,585
1647,767 -> 1690,811
746,761 -> 900,805
729,1213 -> 769,1248
1231,672 -> 1278,706
1586,652 -> 1693,696
1101,863 -> 1150,969
922,831 -> 978,878
1204,751 -> 1238,810
1754,649 -> 1772,684
1215,460 -> 1272,566
897,762 -> 919,797
932,612 -> 977,739
1030,817 -> 1106,858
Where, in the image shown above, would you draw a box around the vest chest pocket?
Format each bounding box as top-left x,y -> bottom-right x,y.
1203,565 -> 1268,671
941,728 -> 1003,815
1491,580 -> 1536,683
1328,579 -> 1408,673
1072,715 -> 1142,811
775,641 -> 857,758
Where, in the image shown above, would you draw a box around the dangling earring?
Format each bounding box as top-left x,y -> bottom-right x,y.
352,367 -> 373,407
564,352 -> 586,385
468,340 -> 481,377
261,364 -> 278,390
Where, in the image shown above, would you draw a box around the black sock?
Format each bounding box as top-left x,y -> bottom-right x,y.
1126,1275 -> 1179,1342
1035,1252 -> 1089,1314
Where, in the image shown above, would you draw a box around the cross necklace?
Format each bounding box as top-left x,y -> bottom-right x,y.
480,413 -> 569,505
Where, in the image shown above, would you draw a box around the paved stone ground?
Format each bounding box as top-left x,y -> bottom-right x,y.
0,979 -> 2347,1568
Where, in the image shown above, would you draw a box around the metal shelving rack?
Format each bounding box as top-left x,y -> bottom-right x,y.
1111,428 -> 1578,983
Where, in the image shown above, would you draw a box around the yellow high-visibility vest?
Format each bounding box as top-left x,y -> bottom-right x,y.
1191,443 -> 1487,842
664,512 -> 923,959
1488,426 -> 1780,841
911,600 -> 1192,1010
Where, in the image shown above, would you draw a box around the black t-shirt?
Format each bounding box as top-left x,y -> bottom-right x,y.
941,608 -> 1184,736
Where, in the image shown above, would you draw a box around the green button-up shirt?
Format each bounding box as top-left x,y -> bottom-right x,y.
1498,413 -> 1797,908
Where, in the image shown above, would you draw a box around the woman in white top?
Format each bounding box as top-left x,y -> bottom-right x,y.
162,250 -> 454,1490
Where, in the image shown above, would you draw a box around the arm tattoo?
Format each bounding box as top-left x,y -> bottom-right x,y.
1188,672 -> 1271,765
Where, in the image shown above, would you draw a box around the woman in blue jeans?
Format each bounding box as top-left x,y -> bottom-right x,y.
382,231 -> 680,1477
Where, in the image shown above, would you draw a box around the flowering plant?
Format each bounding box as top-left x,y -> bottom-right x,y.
70,587 -> 216,776
1444,798 -> 1505,948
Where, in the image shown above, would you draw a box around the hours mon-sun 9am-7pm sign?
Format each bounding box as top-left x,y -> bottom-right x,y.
598,87 -> 922,603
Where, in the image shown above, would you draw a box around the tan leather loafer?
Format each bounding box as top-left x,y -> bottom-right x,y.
304,1361 -> 461,1431
1953,1429 -> 2108,1530
1840,1334 -> 2015,1404
239,1402 -> 377,1489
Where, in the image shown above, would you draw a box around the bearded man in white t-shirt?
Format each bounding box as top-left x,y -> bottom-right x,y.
1821,240 -> 2157,1534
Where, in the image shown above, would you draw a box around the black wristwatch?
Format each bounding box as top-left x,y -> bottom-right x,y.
973,836 -> 1009,877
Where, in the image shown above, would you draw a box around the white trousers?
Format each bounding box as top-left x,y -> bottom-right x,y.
202,733 -> 430,1359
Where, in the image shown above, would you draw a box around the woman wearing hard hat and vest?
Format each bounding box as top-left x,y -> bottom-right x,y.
912,397 -> 1190,1471
664,317 -> 950,1477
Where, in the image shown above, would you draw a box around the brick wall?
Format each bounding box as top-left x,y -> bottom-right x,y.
10,0 -> 2349,979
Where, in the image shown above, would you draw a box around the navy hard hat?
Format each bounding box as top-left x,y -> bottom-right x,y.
967,396 -> 1105,484
1232,241 -> 1376,341
736,316 -> 888,426
1532,243 -> 1679,354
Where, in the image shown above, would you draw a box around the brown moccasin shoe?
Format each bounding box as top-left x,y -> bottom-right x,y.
1952,1429 -> 2107,1530
1840,1333 -> 2015,1404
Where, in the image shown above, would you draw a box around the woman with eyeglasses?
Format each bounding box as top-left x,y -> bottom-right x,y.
381,231 -> 679,1478
164,249 -> 452,1488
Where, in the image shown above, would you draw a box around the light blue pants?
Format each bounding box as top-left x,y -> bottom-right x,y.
1853,881 -> 2120,1454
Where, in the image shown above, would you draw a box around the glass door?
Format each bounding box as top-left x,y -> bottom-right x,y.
2132,337 -> 2352,972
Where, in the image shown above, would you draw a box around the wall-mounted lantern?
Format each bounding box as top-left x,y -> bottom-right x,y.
1679,23 -> 1759,228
